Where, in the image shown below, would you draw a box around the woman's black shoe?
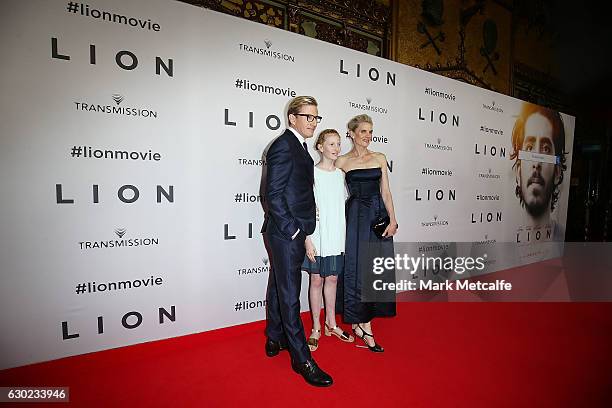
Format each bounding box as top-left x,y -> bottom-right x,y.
353,324 -> 384,353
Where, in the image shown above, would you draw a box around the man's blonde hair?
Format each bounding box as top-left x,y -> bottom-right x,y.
287,96 -> 318,120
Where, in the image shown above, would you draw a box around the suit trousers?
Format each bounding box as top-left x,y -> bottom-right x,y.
265,230 -> 311,363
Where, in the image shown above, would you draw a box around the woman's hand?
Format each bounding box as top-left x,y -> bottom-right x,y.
382,222 -> 398,238
305,236 -> 317,262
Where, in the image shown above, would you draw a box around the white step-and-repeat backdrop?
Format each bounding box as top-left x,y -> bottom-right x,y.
0,0 -> 574,368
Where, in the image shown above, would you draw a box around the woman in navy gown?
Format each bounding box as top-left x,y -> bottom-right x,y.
335,114 -> 397,352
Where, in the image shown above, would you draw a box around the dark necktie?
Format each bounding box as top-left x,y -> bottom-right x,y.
303,142 -> 308,151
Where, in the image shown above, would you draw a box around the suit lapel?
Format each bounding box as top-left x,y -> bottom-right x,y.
285,129 -> 314,183
304,149 -> 314,165
303,144 -> 314,184
286,129 -> 313,163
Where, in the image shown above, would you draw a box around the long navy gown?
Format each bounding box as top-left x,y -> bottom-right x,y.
342,168 -> 397,323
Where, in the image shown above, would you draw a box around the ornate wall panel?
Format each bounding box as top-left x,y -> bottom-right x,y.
394,1 -> 461,77
184,0 -> 392,57
393,0 -> 511,93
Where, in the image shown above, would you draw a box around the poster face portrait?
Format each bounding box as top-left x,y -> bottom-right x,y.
511,103 -> 567,220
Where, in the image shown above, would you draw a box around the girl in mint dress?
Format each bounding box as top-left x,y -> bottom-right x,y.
302,129 -> 354,351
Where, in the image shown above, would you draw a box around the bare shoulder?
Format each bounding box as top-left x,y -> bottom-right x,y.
372,151 -> 387,165
335,154 -> 350,167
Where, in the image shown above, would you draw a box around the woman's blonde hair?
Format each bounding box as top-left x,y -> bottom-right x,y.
347,114 -> 373,133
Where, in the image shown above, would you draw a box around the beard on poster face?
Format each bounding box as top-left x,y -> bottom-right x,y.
520,163 -> 555,217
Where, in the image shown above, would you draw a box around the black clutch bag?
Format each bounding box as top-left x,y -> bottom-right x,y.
371,215 -> 390,240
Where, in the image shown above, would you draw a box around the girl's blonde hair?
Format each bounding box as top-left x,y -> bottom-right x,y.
315,129 -> 340,151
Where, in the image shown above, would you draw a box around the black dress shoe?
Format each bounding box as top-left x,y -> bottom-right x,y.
265,338 -> 287,357
291,359 -> 333,387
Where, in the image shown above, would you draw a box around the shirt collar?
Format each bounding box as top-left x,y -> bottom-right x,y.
288,127 -> 305,143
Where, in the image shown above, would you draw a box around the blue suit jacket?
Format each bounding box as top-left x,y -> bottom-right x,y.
262,129 -> 316,240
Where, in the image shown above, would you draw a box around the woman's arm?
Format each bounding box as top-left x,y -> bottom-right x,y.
377,152 -> 398,237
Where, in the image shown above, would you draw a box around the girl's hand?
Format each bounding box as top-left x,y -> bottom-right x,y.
305,237 -> 317,263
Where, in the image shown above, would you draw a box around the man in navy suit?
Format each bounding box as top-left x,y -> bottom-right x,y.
263,96 -> 332,387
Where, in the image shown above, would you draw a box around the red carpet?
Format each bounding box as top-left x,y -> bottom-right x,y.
1,302 -> 611,407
